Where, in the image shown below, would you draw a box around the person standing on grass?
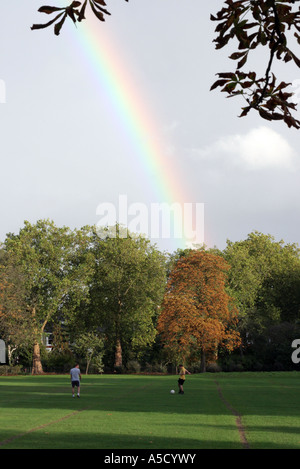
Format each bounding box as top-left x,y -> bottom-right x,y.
178,364 -> 191,394
70,364 -> 82,398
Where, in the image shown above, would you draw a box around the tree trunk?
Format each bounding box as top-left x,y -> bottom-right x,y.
32,341 -> 43,375
114,338 -> 123,369
200,349 -> 206,373
7,345 -> 17,366
31,306 -> 44,375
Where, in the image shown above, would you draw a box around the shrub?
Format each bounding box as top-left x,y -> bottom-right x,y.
151,362 -> 167,373
114,365 -> 125,374
0,365 -> 23,375
92,355 -> 104,374
126,360 -> 141,373
43,350 -> 74,373
206,363 -> 222,373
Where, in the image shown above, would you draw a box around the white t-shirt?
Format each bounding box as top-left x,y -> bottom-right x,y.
70,367 -> 81,381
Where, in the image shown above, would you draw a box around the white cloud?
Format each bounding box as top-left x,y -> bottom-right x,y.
193,126 -> 296,170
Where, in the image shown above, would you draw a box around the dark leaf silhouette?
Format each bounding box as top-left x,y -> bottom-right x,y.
30,0 -> 299,129
54,12 -> 67,35
78,0 -> 88,22
211,0 -> 300,129
31,12 -> 65,31
31,0 -> 127,33
38,6 -> 65,14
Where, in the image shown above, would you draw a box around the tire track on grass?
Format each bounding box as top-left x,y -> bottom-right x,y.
214,379 -> 250,449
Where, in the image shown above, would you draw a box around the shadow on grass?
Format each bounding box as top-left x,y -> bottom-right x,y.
1,374 -> 300,423
1,426 -> 299,450
0,428 -> 250,450
1,374 -> 300,449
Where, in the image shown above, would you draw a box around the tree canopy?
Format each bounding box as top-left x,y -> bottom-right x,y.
157,250 -> 241,372
224,231 -> 300,333
86,226 -> 167,369
30,0 -> 300,129
1,224 -> 300,373
1,220 -> 94,374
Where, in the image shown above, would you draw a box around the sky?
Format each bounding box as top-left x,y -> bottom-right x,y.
0,0 -> 299,253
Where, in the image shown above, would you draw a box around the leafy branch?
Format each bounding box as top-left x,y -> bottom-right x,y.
30,0 -> 300,129
210,0 -> 300,129
31,0 -> 128,36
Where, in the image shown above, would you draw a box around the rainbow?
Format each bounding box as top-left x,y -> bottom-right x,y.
63,12 -> 200,249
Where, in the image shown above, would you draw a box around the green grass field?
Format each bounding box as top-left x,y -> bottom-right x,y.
0,372 -> 299,449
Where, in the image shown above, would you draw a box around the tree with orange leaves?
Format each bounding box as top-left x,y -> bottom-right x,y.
157,250 -> 241,372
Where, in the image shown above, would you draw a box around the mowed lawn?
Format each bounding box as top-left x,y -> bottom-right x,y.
0,372 -> 299,449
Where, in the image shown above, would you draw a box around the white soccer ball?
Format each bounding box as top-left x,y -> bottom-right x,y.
170,389 -> 175,394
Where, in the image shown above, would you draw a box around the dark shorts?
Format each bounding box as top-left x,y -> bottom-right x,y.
178,379 -> 185,385
72,380 -> 80,388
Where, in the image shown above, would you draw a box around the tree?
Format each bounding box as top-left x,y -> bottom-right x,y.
87,225 -> 166,370
30,1 -> 300,129
3,220 -> 94,374
73,331 -> 104,374
157,250 -> 241,372
0,251 -> 33,366
224,231 -> 300,337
